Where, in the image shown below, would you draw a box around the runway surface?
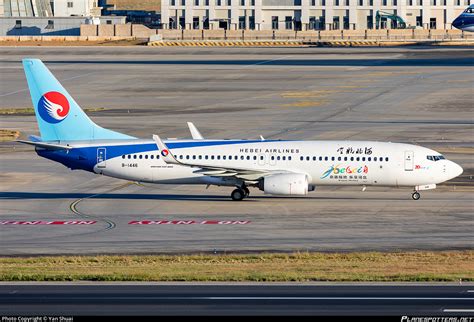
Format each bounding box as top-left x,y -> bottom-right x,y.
1,283 -> 473,315
0,47 -> 473,255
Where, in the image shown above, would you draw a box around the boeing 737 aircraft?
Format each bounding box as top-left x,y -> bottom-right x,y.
453,5 -> 474,31
18,59 -> 463,201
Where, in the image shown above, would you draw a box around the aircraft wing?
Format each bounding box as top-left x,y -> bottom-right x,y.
153,134 -> 285,181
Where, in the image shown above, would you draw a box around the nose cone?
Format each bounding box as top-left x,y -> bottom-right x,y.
449,161 -> 463,179
452,17 -> 463,29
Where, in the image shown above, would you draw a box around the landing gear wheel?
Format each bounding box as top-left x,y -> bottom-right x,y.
412,192 -> 421,200
231,188 -> 245,201
243,187 -> 250,197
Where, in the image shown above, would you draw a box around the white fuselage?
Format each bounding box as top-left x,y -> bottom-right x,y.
88,140 -> 462,188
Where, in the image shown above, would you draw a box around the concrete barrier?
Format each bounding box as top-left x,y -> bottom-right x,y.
80,25 -> 98,36
98,25 -> 115,37
115,24 -> 132,37
132,24 -> 156,38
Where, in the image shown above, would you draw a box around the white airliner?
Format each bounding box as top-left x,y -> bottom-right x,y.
18,59 -> 463,201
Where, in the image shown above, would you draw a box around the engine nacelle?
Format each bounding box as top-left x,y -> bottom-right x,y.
260,173 -> 309,195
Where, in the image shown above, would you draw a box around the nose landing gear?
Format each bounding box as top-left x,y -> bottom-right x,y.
412,191 -> 421,200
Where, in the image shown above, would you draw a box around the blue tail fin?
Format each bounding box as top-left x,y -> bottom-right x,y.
22,58 -> 135,142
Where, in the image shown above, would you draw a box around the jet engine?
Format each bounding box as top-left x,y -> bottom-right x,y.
259,173 -> 310,195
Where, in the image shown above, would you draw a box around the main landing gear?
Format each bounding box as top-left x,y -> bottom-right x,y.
231,186 -> 250,201
412,191 -> 421,200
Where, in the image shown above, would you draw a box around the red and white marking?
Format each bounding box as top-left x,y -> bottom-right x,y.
129,220 -> 251,225
0,220 -> 97,225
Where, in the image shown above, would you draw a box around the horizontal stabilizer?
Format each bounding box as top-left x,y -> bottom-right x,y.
16,140 -> 72,151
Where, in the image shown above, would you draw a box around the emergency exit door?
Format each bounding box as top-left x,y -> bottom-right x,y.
404,151 -> 414,171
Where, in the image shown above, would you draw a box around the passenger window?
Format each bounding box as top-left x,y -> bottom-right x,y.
151,155 -> 154,159
198,155 -> 202,160
122,155 -> 125,159
133,155 -> 137,159
157,155 -> 160,159
241,156 -> 245,160
205,155 -> 209,160
283,156 -> 286,161
350,157 -> 354,161
374,157 -> 377,161
331,157 -> 335,161
217,156 -> 221,160
356,157 -> 360,161
186,155 -> 190,160
385,157 -> 389,162
223,156 -> 226,160
288,156 -> 292,161
139,155 -> 142,159
253,156 -> 257,160
300,156 -> 304,161
344,157 -> 347,161
368,157 -> 371,161
306,156 -> 310,161
319,156 -> 323,161
145,155 -> 148,159
127,155 -> 131,159
271,156 -> 275,161
246,156 -> 250,160
229,155 -> 232,160
338,157 -> 341,161
325,157 -> 328,161
211,155 -> 215,160
362,157 -> 365,161
193,155 -> 196,160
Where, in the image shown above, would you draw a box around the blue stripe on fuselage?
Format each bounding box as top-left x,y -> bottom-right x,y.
37,139 -> 287,171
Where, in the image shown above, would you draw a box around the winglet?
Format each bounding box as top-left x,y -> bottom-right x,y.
187,122 -> 204,140
260,135 -> 265,141
152,134 -> 179,164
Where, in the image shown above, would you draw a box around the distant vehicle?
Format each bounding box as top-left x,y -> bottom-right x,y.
452,5 -> 474,32
18,59 -> 463,201
375,10 -> 407,29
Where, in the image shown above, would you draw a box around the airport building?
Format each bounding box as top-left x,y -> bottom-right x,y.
0,0 -> 124,35
161,0 -> 472,30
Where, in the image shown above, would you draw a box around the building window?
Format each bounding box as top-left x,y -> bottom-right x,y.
241,0 -> 245,5
15,20 -> 22,29
345,0 -> 349,5
335,0 -> 339,5
106,20 -> 112,24
193,16 -> 199,28
285,16 -> 293,29
227,0 -> 231,5
312,0 -> 315,5
358,0 -> 363,5
195,0 -> 199,5
171,0 -> 175,5
272,16 -> 279,29
294,0 -> 301,4
239,16 -> 246,29
67,1 -> 74,8
393,0 -> 397,4
46,20 -> 54,29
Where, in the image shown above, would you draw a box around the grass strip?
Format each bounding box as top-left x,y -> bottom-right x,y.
1,251 -> 473,282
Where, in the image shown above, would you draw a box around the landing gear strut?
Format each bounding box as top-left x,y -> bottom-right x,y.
412,191 -> 421,200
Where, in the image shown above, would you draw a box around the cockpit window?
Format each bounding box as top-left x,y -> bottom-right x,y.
427,155 -> 445,161
463,8 -> 474,13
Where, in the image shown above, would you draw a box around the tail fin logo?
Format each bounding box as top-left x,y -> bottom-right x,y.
38,91 -> 70,124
